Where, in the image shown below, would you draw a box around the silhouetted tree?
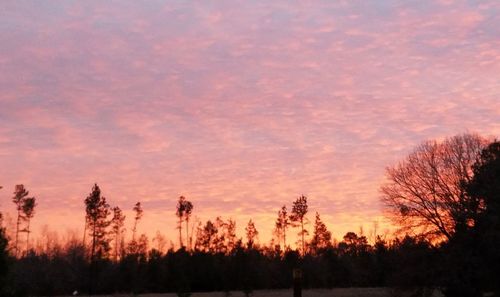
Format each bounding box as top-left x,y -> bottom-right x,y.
387,236 -> 438,296
195,220 -> 217,252
152,231 -> 167,254
176,196 -> 187,249
274,205 -> 289,251
12,185 -> 32,257
184,199 -> 193,251
245,219 -> 258,249
309,212 -> 332,254
225,218 -> 237,252
381,133 -> 487,240
0,213 -> 9,294
110,206 -> 125,261
84,184 -> 111,295
85,184 -> 111,261
464,140 -> 500,296
290,195 -> 309,255
134,234 -> 149,259
0,218 -> 451,295
213,217 -> 228,253
132,202 -> 143,242
22,196 -> 36,254
467,140 -> 500,228
339,232 -> 369,257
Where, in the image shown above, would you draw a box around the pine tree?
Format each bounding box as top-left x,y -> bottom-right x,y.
245,219 -> 259,249
212,217 -> 227,253
196,220 -> 217,252
176,196 -> 186,249
84,184 -> 111,296
132,202 -> 143,242
22,197 -> 36,254
110,206 -> 125,261
225,218 -> 237,253
0,212 -> 8,292
310,212 -> 332,254
290,195 -> 309,255
184,199 -> 193,251
274,205 -> 289,250
12,185 -> 31,257
84,184 -> 111,261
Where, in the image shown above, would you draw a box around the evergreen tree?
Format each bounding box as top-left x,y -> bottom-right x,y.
84,184 -> 111,295
465,140 -> 500,295
12,185 -> 31,257
132,202 -> 143,242
290,195 -> 309,255
225,218 -> 237,253
184,199 -> 193,251
0,212 -> 9,294
310,212 -> 332,253
110,206 -> 125,261
22,196 -> 36,254
213,217 -> 227,253
84,184 -> 111,260
274,205 -> 289,250
339,232 -> 369,257
176,196 -> 186,249
195,220 -> 217,252
245,219 -> 258,249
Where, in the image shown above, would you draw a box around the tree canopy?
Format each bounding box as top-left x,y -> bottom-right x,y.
381,133 -> 487,240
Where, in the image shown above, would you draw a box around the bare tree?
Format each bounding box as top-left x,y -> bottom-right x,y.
380,133 -> 487,240
290,195 -> 309,255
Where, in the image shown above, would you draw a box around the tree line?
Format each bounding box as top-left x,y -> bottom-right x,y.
0,133 -> 499,297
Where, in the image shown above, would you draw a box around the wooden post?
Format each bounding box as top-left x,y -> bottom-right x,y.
293,268 -> 302,297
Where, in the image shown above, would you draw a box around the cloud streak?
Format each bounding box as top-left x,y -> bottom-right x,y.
0,0 -> 499,244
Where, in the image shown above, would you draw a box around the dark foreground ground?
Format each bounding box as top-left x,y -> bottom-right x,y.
61,288 -> 445,297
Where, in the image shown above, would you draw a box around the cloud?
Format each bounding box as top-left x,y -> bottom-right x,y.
0,0 -> 499,245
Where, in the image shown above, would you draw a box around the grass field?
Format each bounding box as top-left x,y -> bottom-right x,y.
64,288 -> 445,297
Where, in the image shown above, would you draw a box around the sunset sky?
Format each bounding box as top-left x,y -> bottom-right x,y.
1,1 -> 499,248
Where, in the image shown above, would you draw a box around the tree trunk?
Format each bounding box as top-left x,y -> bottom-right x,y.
89,221 -> 97,296
91,222 -> 96,261
83,220 -> 87,251
15,209 -> 21,257
26,219 -> 31,254
179,216 -> 183,249
301,219 -> 305,255
115,233 -> 119,262
283,226 -> 287,250
190,221 -> 196,251
185,218 -> 189,251
132,219 -> 137,242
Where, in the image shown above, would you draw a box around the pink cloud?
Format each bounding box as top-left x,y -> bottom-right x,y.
0,1 -> 499,247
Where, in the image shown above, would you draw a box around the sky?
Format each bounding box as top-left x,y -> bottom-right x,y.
0,0 -> 499,248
